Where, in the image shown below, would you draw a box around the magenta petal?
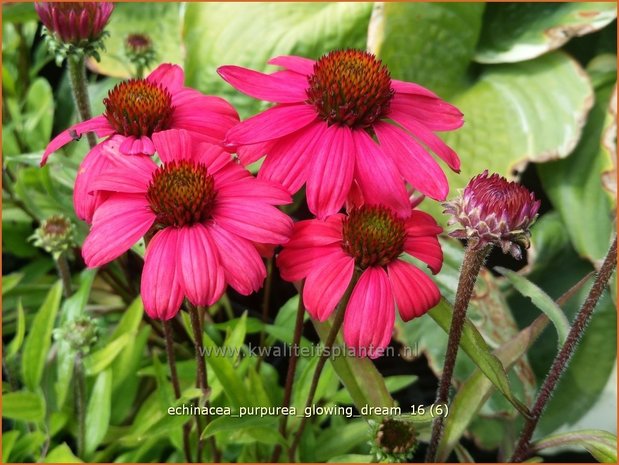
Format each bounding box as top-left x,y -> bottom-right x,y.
374,122 -> 449,201
392,80 -> 439,98
391,93 -> 463,131
225,104 -> 318,146
267,55 -> 315,75
41,115 -> 113,165
178,224 -> 226,306
343,267 -> 395,359
306,125 -> 355,219
218,178 -> 291,205
73,143 -> 110,224
259,122 -> 328,194
283,216 -> 344,250
405,211 -> 443,237
146,63 -> 185,93
209,223 -> 266,295
352,129 -> 410,217
172,103 -> 239,146
277,244 -> 343,282
172,89 -> 239,120
235,141 -> 272,166
303,250 -> 354,322
388,259 -> 440,321
82,194 -> 155,268
152,128 -> 192,163
404,235 -> 443,274
217,65 -> 307,103
141,228 -> 184,320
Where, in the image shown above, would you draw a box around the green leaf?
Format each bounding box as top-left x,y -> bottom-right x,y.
84,333 -> 132,376
88,3 -> 184,78
476,3 -> 617,63
532,429 -> 617,463
315,421 -> 369,461
538,64 -> 616,265
44,443 -> 83,463
436,315 -> 549,461
184,2 -> 373,118
369,2 -> 485,98
201,415 -> 280,442
2,272 -> 23,295
6,299 -> 26,359
21,281 -> 62,391
23,78 -> 54,152
327,454 -> 373,463
2,390 -> 45,423
496,267 -> 570,346
61,269 -> 97,322
2,431 -> 20,462
85,368 -> 113,455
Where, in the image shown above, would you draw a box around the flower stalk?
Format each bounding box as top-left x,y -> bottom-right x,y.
67,55 -> 97,149
510,236 -> 617,462
425,244 -> 491,462
74,352 -> 86,458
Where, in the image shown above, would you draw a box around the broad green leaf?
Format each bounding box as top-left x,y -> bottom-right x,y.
44,443 -> 82,463
88,3 -> 184,78
109,296 -> 144,340
6,299 -> 25,359
2,272 -> 23,295
201,415 -> 278,440
601,84 -> 616,204
369,2 -> 485,97
315,421 -> 369,461
436,315 -> 549,461
2,431 -> 20,462
327,454 -> 373,463
23,78 -> 54,151
532,429 -> 617,463
85,368 -> 113,455
332,374 -> 417,404
61,269 -> 97,322
21,281 -> 62,391
538,65 -> 616,265
2,390 -> 45,422
496,267 -> 570,346
84,333 -> 132,376
476,3 -> 616,63
184,2 -> 373,118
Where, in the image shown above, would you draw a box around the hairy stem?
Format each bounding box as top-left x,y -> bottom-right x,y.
426,244 -> 491,462
163,320 -> 192,463
74,351 -> 86,459
510,237 -> 617,462
257,257 -> 274,370
67,55 -> 97,149
56,253 -> 73,298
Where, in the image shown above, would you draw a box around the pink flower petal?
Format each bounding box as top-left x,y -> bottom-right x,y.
343,267 -> 395,359
41,115 -> 114,165
388,259 -> 440,321
171,98 -> 240,146
178,224 -> 226,307
212,199 -> 293,244
141,228 -> 184,320
391,93 -> 463,131
209,223 -> 266,295
283,216 -> 344,250
405,210 -> 443,237
268,55 -> 316,75
258,122 -> 328,194
306,125 -> 355,219
147,63 -> 185,93
235,141 -> 273,166
119,135 -> 155,156
217,65 -> 307,103
89,156 -> 155,194
352,129 -> 410,217
277,244 -> 343,282
172,89 -> 239,120
392,79 -> 439,98
374,122 -> 449,201
218,178 -> 291,205
404,235 -> 443,274
152,128 -> 192,163
73,143 -> 111,224
82,194 -> 155,268
224,104 -> 318,146
303,250 -> 354,321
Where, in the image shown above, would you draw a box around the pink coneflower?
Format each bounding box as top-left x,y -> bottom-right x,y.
81,129 -> 293,320
444,170 -> 541,259
277,204 -> 443,358
35,2 -> 114,45
218,49 -> 463,219
41,63 -> 239,223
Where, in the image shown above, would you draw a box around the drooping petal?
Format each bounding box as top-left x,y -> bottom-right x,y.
405,210 -> 443,237
258,122 -> 328,194
303,250 -> 354,321
90,142 -> 156,194
141,228 -> 184,320
283,216 -> 344,250
208,222 -> 266,295
178,224 -> 226,306
218,178 -> 291,205
171,96 -> 240,146
276,244 -> 343,282
374,122 -> 449,201
119,135 -> 156,156
388,259 -> 440,321
352,129 -> 410,217
224,104 -> 318,146
390,93 -> 463,131
404,235 -> 443,274
306,125 -> 355,219
235,141 -> 273,166
392,79 -> 440,98
146,63 -> 185,93
268,55 -> 315,75
212,199 -> 293,244
82,194 -> 155,268
343,267 -> 395,359
152,128 -> 192,163
41,115 -> 114,165
171,89 -> 239,120
217,65 -> 307,103
73,143 -> 110,223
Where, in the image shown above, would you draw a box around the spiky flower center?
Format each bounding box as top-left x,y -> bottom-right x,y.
146,160 -> 216,228
307,49 -> 394,128
103,79 -> 173,137
376,418 -> 417,455
342,205 -> 406,269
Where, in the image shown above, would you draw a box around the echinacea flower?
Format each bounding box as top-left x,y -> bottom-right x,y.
444,170 -> 541,259
277,204 -> 443,358
41,63 -> 239,223
81,129 -> 293,320
218,49 -> 463,219
35,2 -> 113,45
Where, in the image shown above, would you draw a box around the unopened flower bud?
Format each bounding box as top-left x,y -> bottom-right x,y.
124,33 -> 156,78
53,315 -> 99,354
369,418 -> 418,462
30,214 -> 75,259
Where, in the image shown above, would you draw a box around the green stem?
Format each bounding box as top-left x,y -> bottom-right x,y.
426,244 -> 491,462
257,257 -> 274,370
510,237 -> 617,462
74,352 -> 86,459
55,253 -> 73,298
67,55 -> 97,149
288,272 -> 360,461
